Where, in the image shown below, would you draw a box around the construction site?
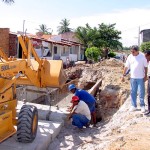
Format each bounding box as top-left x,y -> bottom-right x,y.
1,0 -> 150,149
0,25 -> 150,150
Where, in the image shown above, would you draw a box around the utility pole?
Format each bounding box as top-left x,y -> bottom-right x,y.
138,26 -> 140,47
23,20 -> 25,35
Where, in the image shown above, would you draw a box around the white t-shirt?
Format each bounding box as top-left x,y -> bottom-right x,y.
74,101 -> 91,120
125,52 -> 148,78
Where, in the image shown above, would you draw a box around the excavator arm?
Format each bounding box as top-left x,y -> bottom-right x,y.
0,35 -> 67,143
0,35 -> 67,88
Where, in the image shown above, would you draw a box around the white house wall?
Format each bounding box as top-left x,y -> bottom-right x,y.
33,40 -> 82,63
42,41 -> 49,47
69,54 -> 77,61
61,45 -> 70,56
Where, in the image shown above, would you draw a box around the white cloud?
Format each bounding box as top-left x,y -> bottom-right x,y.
1,8 -> 150,47
69,8 -> 150,47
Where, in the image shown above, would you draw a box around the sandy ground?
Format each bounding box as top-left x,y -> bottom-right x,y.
49,58 -> 150,150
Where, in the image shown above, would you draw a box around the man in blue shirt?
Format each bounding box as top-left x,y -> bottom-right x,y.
68,84 -> 96,125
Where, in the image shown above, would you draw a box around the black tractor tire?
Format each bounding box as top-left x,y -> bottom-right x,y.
17,105 -> 38,143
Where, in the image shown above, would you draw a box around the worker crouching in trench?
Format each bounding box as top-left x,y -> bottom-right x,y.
68,96 -> 91,128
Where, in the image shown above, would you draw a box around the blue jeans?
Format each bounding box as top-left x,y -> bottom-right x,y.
130,78 -> 145,107
72,114 -> 90,128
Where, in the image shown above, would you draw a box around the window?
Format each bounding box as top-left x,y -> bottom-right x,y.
54,46 -> 57,54
63,47 -> 65,54
70,47 -> 73,54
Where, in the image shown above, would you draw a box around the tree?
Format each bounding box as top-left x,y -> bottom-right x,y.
140,42 -> 150,52
75,23 -> 122,50
57,18 -> 72,34
36,24 -> 53,35
2,0 -> 14,4
85,47 -> 101,62
75,24 -> 97,49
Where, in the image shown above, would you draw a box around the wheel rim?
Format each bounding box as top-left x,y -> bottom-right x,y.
32,114 -> 37,134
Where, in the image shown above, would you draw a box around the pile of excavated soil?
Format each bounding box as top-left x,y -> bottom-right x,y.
100,58 -> 124,67
65,67 -> 83,80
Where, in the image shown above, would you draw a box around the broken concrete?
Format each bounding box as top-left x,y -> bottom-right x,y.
17,101 -> 68,125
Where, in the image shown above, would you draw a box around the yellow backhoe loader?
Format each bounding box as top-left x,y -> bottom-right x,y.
0,36 -> 67,143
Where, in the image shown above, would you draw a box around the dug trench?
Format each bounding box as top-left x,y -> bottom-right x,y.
55,59 -> 130,122
16,58 -> 131,149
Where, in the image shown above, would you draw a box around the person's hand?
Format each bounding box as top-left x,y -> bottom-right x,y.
121,76 -> 125,82
67,106 -> 72,112
68,115 -> 72,120
67,108 -> 71,112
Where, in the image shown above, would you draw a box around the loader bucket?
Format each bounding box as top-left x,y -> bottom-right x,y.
41,60 -> 67,88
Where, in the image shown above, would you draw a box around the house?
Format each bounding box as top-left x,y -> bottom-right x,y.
140,29 -> 150,43
0,28 -> 18,57
0,28 -> 10,56
29,32 -> 84,63
9,32 -> 18,57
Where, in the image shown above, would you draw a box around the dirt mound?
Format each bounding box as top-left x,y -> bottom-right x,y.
100,58 -> 124,67
78,68 -> 102,89
65,67 -> 83,80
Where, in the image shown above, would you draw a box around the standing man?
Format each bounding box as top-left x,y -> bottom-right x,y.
68,96 -> 91,129
68,84 -> 96,125
122,45 -> 148,113
144,50 -> 150,115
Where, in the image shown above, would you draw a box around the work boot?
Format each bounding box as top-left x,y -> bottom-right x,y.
141,106 -> 146,113
144,111 -> 150,116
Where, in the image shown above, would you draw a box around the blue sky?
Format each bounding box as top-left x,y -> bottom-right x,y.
1,0 -> 150,46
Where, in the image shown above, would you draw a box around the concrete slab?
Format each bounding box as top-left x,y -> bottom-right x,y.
17,101 -> 68,125
0,120 -> 62,150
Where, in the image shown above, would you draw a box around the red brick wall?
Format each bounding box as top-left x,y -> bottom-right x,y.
9,34 -> 17,56
0,28 -> 9,56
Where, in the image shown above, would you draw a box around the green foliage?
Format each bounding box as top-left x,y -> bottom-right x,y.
75,23 -> 122,50
85,47 -> 101,62
36,24 -> 53,35
57,18 -> 72,34
108,51 -> 116,57
140,42 -> 150,52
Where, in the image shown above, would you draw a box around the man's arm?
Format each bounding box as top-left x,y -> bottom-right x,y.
68,109 -> 77,120
144,56 -> 148,81
121,55 -> 130,82
123,67 -> 128,76
67,103 -> 76,112
121,67 -> 128,82
144,67 -> 148,82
